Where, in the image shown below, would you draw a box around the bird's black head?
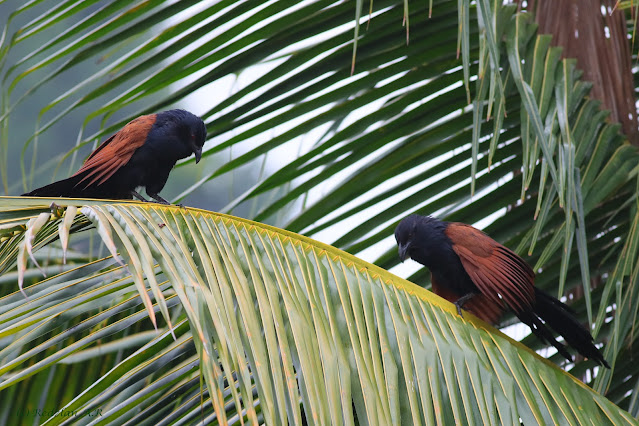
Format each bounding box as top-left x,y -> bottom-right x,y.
155,109 -> 207,163
395,214 -> 447,264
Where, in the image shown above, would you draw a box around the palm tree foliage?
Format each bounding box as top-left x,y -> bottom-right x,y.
0,199 -> 634,425
0,0 -> 638,423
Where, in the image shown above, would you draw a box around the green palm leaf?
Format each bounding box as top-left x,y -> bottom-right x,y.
0,199 -> 633,424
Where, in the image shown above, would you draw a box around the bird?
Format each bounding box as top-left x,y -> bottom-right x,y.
395,214 -> 610,368
23,109 -> 206,204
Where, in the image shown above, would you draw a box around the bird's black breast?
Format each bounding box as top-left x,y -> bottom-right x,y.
127,143 -> 178,194
410,220 -> 480,297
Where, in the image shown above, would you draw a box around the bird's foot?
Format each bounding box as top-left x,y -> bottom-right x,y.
148,193 -> 184,207
148,193 -> 170,205
453,293 -> 476,318
131,190 -> 150,202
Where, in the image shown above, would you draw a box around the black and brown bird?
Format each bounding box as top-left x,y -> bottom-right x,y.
23,109 -> 206,204
395,214 -> 609,367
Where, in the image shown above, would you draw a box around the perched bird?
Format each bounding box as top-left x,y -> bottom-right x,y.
23,109 -> 206,204
395,214 -> 609,368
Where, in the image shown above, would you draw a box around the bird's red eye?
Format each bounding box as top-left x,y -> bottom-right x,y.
190,133 -> 195,140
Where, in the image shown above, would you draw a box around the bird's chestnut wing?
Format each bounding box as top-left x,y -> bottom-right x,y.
73,114 -> 156,188
446,223 -> 535,313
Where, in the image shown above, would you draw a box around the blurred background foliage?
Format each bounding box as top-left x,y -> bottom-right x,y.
1,0 -> 639,421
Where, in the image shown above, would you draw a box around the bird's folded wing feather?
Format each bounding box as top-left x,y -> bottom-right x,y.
73,114 -> 156,188
446,223 -> 536,313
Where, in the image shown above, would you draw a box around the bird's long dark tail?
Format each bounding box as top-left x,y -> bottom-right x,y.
22,175 -> 84,197
518,288 -> 609,368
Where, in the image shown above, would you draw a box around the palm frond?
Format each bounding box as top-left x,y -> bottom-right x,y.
0,198 -> 633,424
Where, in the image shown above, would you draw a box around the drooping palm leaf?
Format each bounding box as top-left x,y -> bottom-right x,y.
0,198 -> 634,424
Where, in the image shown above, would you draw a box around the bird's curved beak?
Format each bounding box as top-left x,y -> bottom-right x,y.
194,147 -> 202,164
398,243 -> 409,262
